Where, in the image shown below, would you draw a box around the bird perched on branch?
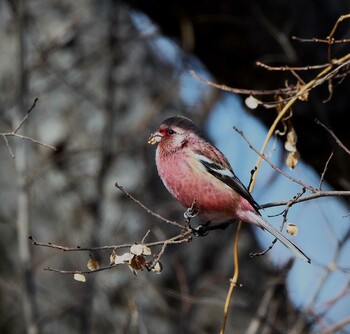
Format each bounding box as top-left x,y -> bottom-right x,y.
148,115 -> 310,263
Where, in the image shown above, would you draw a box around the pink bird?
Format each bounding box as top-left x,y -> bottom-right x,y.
148,116 -> 310,263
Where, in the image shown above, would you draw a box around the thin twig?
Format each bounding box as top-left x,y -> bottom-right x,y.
315,119 -> 350,155
232,125 -> 316,192
1,98 -> 57,157
141,230 -> 151,243
256,61 -> 330,71
261,190 -> 350,209
1,135 -> 15,158
291,36 -> 350,44
250,188 -> 306,258
318,152 -> 334,190
115,182 -> 184,229
321,315 -> 350,334
190,70 -> 298,96
149,233 -> 192,270
2,133 -> 57,151
13,97 -> 38,134
29,231 -> 192,253
45,265 -> 115,275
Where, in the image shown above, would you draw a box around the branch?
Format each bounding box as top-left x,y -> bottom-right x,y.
190,70 -> 298,96
1,98 -> 57,158
29,231 -> 192,253
115,182 -> 184,229
316,119 -> 350,156
261,190 -> 350,209
13,97 -> 38,134
232,125 -> 316,192
318,152 -> 334,190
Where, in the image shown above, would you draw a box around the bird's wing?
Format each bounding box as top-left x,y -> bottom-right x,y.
194,152 -> 262,212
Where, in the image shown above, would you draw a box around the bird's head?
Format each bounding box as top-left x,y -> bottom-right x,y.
148,116 -> 202,153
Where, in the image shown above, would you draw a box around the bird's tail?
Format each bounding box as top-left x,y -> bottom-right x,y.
245,211 -> 311,263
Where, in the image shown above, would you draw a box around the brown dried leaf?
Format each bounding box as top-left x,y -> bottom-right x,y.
110,250 -> 117,265
297,82 -> 309,101
87,258 -> 100,271
286,223 -> 298,236
129,255 -> 146,271
286,128 -> 298,148
286,151 -> 300,169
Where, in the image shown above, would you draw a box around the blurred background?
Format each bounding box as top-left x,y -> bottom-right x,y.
0,1 -> 350,333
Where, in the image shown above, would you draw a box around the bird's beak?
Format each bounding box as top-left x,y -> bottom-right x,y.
148,131 -> 162,145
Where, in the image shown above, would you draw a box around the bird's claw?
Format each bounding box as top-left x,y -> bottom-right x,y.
184,207 -> 198,220
191,224 -> 209,237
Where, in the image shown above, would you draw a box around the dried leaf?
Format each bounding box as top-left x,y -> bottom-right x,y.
297,82 -> 309,101
245,95 -> 259,109
130,243 -> 144,256
129,255 -> 146,271
286,128 -> 298,146
110,250 -> 117,265
74,273 -> 86,282
115,252 -> 134,265
142,245 -> 152,256
286,151 -> 300,169
284,141 -> 297,153
152,261 -> 163,274
286,223 -> 298,236
87,258 -> 100,271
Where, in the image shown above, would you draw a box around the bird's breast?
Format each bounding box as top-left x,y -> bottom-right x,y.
156,149 -> 242,222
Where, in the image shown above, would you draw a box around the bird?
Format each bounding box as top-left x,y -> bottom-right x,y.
148,115 -> 311,263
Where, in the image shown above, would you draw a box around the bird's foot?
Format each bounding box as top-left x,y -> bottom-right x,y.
191,224 -> 209,237
184,206 -> 198,220
192,220 -> 233,237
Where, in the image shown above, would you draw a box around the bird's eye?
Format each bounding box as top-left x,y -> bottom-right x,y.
167,129 -> 175,135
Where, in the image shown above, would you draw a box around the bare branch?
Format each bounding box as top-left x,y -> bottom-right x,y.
29,231 -> 192,253
232,125 -> 316,192
190,70 -> 298,96
13,97 -> 38,134
115,182 -> 184,229
256,61 -> 329,71
1,134 -> 15,158
318,152 -> 334,190
261,190 -> 350,209
316,119 -> 350,155
250,188 -> 306,258
291,36 -> 350,44
1,98 -> 57,157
